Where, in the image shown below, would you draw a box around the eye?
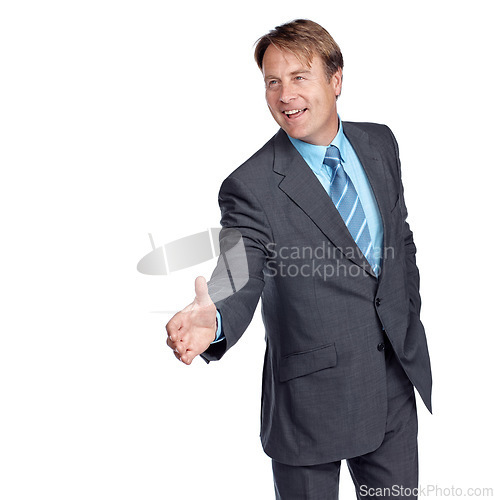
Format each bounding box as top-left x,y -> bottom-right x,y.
295,76 -> 304,81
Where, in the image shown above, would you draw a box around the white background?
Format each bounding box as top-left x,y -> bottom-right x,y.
1,1 -> 493,498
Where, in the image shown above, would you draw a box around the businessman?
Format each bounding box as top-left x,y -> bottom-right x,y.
166,19 -> 432,500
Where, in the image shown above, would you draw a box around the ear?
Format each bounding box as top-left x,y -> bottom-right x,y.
332,68 -> 343,97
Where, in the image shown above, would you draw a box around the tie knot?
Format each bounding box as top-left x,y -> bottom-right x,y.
323,145 -> 342,170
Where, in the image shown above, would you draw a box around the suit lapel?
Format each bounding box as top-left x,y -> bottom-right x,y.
273,129 -> 377,277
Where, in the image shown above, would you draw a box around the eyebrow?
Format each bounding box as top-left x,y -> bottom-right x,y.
264,69 -> 312,81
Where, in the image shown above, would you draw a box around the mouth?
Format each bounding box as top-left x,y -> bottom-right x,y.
282,108 -> 307,120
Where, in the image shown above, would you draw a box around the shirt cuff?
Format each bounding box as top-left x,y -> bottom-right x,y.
211,310 -> 225,344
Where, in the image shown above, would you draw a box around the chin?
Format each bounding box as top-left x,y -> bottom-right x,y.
286,129 -> 307,141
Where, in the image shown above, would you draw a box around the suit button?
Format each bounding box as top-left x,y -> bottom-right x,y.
377,342 -> 386,352
375,297 -> 382,307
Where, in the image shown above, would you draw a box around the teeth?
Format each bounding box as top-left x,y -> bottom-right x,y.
284,109 -> 303,115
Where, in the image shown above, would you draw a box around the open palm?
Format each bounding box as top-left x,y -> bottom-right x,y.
165,276 -> 217,364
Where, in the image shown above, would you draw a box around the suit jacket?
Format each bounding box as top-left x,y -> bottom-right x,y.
202,122 -> 432,466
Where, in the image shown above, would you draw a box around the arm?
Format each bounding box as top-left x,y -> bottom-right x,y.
166,175 -> 272,364
387,126 -> 422,318
202,175 -> 273,362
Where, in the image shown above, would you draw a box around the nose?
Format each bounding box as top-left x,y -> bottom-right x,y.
279,82 -> 296,104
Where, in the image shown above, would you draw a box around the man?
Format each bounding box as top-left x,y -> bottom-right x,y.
166,19 -> 432,500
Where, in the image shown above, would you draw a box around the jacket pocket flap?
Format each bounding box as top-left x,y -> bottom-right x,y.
279,343 -> 337,382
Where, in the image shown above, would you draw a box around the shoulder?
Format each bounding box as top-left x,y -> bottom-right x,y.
216,130 -> 292,212
228,133 -> 277,179
343,120 -> 399,155
221,130 -> 287,191
343,120 -> 395,140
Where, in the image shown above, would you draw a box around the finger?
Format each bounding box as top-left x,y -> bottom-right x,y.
167,335 -> 187,355
166,313 -> 187,342
194,276 -> 213,307
181,350 -> 196,365
167,329 -> 183,344
166,319 -> 179,341
175,341 -> 187,356
166,336 -> 180,350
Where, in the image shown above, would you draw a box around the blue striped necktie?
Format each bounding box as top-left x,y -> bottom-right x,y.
323,145 -> 378,275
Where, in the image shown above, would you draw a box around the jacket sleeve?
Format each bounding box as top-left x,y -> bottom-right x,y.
201,175 -> 273,363
387,126 -> 422,320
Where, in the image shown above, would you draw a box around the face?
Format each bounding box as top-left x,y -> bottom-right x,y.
262,44 -> 342,146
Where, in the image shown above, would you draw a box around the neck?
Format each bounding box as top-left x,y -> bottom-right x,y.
303,113 -> 340,146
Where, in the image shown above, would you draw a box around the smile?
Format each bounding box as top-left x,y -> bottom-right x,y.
283,109 -> 307,119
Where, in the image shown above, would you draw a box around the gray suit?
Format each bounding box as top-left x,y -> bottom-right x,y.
202,122 -> 432,468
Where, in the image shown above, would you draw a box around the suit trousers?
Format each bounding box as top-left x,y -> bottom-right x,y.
272,340 -> 418,500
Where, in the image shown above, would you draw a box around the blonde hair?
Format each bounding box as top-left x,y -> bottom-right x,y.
254,19 -> 344,81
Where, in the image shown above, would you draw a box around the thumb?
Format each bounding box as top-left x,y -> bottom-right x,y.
194,276 -> 213,307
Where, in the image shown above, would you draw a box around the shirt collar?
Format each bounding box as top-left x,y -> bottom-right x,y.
330,118 -> 346,163
287,117 -> 346,169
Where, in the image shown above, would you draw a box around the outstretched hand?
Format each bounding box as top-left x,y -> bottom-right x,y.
165,276 -> 217,365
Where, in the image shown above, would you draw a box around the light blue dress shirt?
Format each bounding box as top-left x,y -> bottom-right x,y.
287,119 -> 383,268
213,119 -> 383,343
